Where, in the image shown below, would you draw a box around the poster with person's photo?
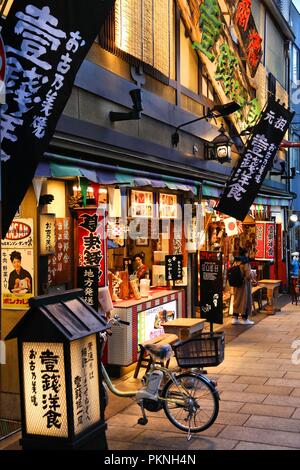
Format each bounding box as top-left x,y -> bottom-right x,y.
1,249 -> 34,310
1,218 -> 34,310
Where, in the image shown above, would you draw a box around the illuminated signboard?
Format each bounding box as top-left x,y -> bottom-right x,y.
138,300 -> 177,344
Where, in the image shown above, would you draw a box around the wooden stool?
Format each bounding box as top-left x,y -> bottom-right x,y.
252,286 -> 263,314
134,333 -> 178,378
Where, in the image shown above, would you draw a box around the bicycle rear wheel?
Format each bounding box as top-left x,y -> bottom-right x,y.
162,373 -> 219,433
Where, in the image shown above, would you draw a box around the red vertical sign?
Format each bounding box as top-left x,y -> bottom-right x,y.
255,222 -> 275,260
77,209 -> 107,287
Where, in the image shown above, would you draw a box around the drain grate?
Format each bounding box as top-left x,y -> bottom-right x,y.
0,419 -> 21,440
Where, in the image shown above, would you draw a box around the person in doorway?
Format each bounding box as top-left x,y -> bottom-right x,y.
133,253 -> 149,280
232,247 -> 254,325
8,251 -> 32,293
291,252 -> 300,278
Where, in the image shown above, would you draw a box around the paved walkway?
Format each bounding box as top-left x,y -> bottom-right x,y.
106,300 -> 300,451
2,298 -> 300,451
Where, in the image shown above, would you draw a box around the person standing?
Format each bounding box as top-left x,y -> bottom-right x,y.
232,247 -> 254,325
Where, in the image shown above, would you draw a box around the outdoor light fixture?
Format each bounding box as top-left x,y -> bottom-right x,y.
5,289 -> 109,450
206,123 -> 233,164
290,214 -> 298,223
109,88 -> 143,122
171,101 -> 241,147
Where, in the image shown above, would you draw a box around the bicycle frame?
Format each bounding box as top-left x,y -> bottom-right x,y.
101,360 -> 197,407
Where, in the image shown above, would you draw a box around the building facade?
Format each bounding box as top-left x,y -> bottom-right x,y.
0,0 -> 297,421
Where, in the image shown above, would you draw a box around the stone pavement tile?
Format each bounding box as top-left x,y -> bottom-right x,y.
220,368 -> 285,378
237,349 -> 280,359
215,411 -> 250,426
212,374 -> 239,383
234,442 -> 293,450
238,403 -> 295,418
225,350 -> 247,357
278,363 -> 300,371
219,391 -> 267,404
107,413 -> 141,428
119,403 -> 165,418
219,401 -> 245,412
217,382 -> 248,392
264,394 -> 300,407
285,371 -> 300,380
245,385 -> 294,396
235,376 -> 268,385
245,415 -> 300,432
279,353 -> 294,359
188,437 -> 238,451
106,425 -> 145,442
218,425 -> 300,449
291,388 -> 300,397
267,378 -> 300,388
292,409 -> 300,419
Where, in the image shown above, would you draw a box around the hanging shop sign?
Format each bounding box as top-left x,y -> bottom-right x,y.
77,267 -> 99,312
1,218 -> 34,310
48,217 -> 71,286
216,98 -> 295,221
40,214 -> 55,256
77,209 -> 107,288
199,251 -> 223,325
165,255 -> 183,282
255,222 -> 275,261
0,0 -> 115,237
233,0 -> 263,78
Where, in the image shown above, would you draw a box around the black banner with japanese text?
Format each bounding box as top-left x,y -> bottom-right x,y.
216,98 -> 294,221
0,0 -> 115,236
199,251 -> 223,325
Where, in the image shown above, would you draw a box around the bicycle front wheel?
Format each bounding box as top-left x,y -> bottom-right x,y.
162,373 -> 219,433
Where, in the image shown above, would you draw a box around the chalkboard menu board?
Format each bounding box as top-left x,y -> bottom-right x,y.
165,255 -> 183,281
200,251 -> 223,325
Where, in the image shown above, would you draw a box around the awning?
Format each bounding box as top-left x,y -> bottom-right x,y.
35,161 -> 198,194
203,183 -> 291,207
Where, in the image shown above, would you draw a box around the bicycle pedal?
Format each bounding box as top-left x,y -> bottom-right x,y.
137,417 -> 148,426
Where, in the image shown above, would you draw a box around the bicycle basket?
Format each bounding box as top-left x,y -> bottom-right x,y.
172,332 -> 225,368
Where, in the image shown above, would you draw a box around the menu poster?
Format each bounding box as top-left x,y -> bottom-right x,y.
255,222 -> 275,261
130,190 -> 154,218
77,267 -> 98,312
200,251 -> 223,325
165,255 -> 183,281
48,218 -> 71,286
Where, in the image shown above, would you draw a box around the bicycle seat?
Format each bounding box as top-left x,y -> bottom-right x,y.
144,343 -> 173,361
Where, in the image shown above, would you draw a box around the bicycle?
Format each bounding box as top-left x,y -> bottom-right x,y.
100,315 -> 222,440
